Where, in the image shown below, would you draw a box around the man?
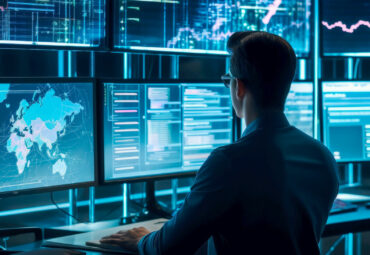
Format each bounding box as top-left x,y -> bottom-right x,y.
100,31 -> 339,254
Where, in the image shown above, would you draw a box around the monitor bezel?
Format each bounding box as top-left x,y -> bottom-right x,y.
320,79 -> 370,163
319,0 -> 370,57
97,78 -> 234,184
110,1 -> 313,59
0,1 -> 109,51
0,77 -> 98,198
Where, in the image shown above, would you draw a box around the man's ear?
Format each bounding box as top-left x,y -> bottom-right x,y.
236,79 -> 246,100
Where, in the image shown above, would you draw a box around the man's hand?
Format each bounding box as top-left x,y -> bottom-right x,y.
100,227 -> 151,252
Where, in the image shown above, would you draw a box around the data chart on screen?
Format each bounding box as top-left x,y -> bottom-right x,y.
103,82 -> 233,181
322,81 -> 370,162
114,0 -> 311,56
0,0 -> 105,47
284,82 -> 313,136
241,82 -> 313,137
322,0 -> 370,56
0,81 -> 95,194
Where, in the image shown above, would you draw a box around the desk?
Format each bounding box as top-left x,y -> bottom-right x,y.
323,205 -> 370,237
7,207 -> 370,254
9,241 -> 132,255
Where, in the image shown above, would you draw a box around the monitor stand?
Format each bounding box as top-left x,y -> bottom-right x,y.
46,181 -> 172,237
120,180 -> 172,225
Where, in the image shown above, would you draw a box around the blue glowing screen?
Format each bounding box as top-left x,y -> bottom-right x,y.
241,82 -> 313,137
0,0 -> 105,47
114,0 -> 311,56
103,83 -> 233,181
322,0 -> 370,56
322,81 -> 370,162
0,82 -> 95,194
284,82 -> 313,136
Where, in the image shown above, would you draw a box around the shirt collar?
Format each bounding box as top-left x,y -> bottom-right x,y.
241,111 -> 290,138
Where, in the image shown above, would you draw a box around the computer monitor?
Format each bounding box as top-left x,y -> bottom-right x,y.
102,81 -> 234,182
322,81 -> 370,162
241,81 -> 314,137
321,0 -> 370,56
0,0 -> 106,48
0,79 -> 96,196
113,0 -> 311,56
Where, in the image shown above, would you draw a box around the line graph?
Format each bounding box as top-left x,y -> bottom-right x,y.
322,0 -> 370,55
262,0 -> 282,25
322,20 -> 370,33
167,18 -> 232,48
116,0 -> 310,56
0,0 -> 7,11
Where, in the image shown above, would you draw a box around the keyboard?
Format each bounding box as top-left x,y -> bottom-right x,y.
330,199 -> 358,215
44,218 -> 168,254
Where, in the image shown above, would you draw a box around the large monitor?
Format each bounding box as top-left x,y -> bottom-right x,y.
321,0 -> 370,56
241,81 -> 314,137
0,79 -> 96,196
322,81 -> 370,162
0,0 -> 106,48
113,0 -> 311,56
102,81 -> 234,182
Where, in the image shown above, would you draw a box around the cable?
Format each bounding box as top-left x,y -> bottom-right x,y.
95,203 -> 123,222
50,192 -> 84,224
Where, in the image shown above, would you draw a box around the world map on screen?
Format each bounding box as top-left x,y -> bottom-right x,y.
0,82 -> 95,194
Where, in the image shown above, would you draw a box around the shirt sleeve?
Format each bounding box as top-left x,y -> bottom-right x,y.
138,149 -> 237,255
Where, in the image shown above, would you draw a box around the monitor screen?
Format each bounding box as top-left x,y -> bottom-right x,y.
0,0 -> 105,47
322,0 -> 370,56
284,82 -> 313,136
241,81 -> 314,137
0,80 -> 95,195
103,82 -> 233,181
114,0 -> 311,56
322,81 -> 370,162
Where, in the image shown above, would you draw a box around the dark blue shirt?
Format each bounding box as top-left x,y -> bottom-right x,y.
138,112 -> 339,255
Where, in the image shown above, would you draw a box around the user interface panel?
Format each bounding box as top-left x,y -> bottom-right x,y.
103,82 -> 233,181
0,0 -> 106,47
114,0 -> 311,56
322,81 -> 370,162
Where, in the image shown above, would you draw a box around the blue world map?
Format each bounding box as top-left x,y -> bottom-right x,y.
0,82 -> 95,194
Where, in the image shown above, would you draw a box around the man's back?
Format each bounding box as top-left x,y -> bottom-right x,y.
211,112 -> 339,254
138,112 -> 339,255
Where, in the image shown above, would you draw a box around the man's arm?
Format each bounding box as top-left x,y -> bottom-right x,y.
138,148 -> 236,255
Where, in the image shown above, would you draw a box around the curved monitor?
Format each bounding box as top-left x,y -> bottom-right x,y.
321,0 -> 370,56
322,81 -> 370,163
0,0 -> 106,48
101,81 -> 234,182
113,0 -> 311,56
0,79 -> 96,196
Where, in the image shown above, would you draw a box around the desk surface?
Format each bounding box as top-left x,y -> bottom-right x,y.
8,206 -> 370,254
10,241 -> 117,255
323,205 -> 370,237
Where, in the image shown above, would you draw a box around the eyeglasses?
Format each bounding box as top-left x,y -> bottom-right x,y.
221,73 -> 235,88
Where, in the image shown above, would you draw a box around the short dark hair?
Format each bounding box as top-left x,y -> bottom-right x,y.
227,31 -> 296,111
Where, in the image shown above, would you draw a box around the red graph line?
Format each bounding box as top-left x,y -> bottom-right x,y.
322,20 -> 370,33
262,0 -> 282,25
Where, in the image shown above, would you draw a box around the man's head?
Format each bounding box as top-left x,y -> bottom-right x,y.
224,31 -> 296,120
